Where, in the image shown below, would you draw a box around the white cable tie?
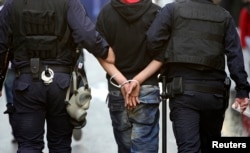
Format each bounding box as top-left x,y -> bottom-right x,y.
110,73 -> 131,88
128,79 -> 139,85
120,80 -> 130,88
109,73 -> 121,88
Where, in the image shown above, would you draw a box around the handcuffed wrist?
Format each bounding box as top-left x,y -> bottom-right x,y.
128,79 -> 139,85
110,73 -> 139,88
110,73 -> 127,88
120,81 -> 130,88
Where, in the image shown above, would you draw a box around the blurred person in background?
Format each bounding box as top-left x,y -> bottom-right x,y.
96,0 -> 164,153
147,0 -> 250,153
80,0 -> 110,23
239,0 -> 250,136
0,0 -> 3,10
219,0 -> 244,25
239,0 -> 250,82
239,0 -> 250,51
0,0 -> 16,143
3,61 -> 16,143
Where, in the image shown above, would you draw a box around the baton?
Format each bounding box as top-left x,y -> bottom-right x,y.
161,75 -> 167,153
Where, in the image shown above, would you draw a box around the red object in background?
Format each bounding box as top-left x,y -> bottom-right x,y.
239,7 -> 250,48
242,115 -> 250,136
121,0 -> 140,4
239,6 -> 250,137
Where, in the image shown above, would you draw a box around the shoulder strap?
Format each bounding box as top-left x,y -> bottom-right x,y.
65,49 -> 90,102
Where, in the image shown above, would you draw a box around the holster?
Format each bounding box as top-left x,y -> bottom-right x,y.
166,77 -> 183,98
223,76 -> 231,110
30,58 -> 40,80
166,77 -> 229,100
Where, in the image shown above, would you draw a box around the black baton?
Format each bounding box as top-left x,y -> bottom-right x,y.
161,75 -> 167,153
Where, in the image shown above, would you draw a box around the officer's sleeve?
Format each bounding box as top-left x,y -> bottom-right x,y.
95,6 -> 112,46
146,3 -> 174,55
67,0 -> 109,59
225,17 -> 250,98
96,9 -> 106,42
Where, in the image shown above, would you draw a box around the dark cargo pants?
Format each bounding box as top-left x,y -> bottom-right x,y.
10,73 -> 73,153
169,80 -> 227,153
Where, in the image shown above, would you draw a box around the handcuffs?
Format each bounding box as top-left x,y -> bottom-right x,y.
41,66 -> 54,85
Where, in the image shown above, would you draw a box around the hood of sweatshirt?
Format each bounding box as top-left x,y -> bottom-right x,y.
111,0 -> 152,23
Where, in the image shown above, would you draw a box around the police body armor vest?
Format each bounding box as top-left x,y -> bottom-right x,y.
165,0 -> 230,71
10,0 -> 74,61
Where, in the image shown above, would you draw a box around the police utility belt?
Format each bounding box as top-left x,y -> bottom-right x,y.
165,77 -> 230,98
16,58 -> 71,85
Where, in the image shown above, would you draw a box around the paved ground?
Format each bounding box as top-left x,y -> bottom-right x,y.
0,50 -> 248,153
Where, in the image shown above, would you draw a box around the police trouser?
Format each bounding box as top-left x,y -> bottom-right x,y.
10,73 -> 73,153
168,79 -> 228,153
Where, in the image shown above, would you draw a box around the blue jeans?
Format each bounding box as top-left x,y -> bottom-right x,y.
4,68 -> 15,103
108,85 -> 161,153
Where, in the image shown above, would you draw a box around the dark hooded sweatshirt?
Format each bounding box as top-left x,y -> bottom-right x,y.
96,0 -> 161,90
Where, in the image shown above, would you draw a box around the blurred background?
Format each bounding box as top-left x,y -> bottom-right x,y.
0,0 -> 250,153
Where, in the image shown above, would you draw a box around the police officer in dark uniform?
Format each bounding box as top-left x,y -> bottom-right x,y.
147,0 -> 250,153
0,0 -> 114,152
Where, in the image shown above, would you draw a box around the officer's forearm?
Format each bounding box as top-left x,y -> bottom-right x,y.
133,60 -> 163,84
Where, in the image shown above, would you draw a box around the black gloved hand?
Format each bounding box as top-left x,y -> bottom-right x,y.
3,103 -> 15,114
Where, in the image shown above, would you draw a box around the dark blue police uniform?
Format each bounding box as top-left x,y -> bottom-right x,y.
147,0 -> 250,153
0,0 -> 109,152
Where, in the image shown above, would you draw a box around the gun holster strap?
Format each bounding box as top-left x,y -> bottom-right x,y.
184,83 -> 224,95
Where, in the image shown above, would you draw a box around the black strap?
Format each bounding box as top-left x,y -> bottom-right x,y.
184,83 -> 224,94
17,65 -> 72,74
74,49 -> 89,89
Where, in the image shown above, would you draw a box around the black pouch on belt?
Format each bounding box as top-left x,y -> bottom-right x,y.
30,58 -> 40,80
166,77 -> 183,98
223,76 -> 231,110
